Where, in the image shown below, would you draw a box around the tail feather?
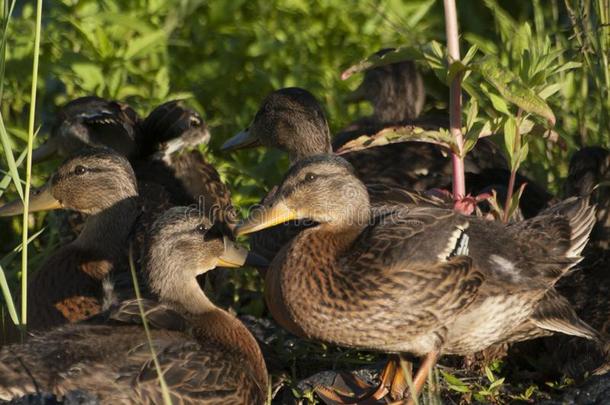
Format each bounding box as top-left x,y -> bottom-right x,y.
509,197 -> 596,282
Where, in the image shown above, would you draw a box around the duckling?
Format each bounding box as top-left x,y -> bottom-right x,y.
0,149 -> 139,332
0,207 -> 268,404
31,96 -> 140,163
235,154 -> 602,403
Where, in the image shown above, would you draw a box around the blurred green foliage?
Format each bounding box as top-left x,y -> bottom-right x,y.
1,0 -> 609,401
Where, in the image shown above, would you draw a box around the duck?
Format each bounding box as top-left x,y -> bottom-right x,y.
137,100 -> 238,230
235,154 -> 602,403
0,149 -> 140,333
333,48 -> 426,149
31,97 -> 236,241
0,206 -> 268,404
220,87 -> 546,261
31,96 -> 140,164
222,87 -> 548,209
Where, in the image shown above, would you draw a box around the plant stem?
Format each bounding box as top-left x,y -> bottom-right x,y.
502,109 -> 522,223
21,0 -> 43,327
443,0 -> 466,201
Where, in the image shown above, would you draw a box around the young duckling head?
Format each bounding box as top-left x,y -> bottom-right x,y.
144,206 -> 261,312
139,100 -> 211,159
237,154 -> 370,236
222,87 -> 332,162
0,148 -> 138,217
346,48 -> 425,124
32,96 -> 140,163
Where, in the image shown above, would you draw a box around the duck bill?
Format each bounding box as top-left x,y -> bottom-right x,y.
235,201 -> 297,236
31,139 -> 58,163
0,183 -> 61,217
216,236 -> 249,268
221,129 -> 261,151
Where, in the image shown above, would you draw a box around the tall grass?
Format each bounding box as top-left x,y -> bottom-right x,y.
20,0 -> 43,328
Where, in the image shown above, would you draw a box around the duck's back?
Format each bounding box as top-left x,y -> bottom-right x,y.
0,306 -> 265,404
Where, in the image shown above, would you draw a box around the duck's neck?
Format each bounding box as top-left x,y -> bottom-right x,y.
166,278 -> 267,392
265,221 -> 365,338
74,197 -> 139,258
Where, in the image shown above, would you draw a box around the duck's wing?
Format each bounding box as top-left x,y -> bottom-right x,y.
107,298 -> 188,332
343,207 -> 484,340
134,342 -> 266,405
530,289 -> 601,342
506,197 -> 596,284
171,151 -> 239,230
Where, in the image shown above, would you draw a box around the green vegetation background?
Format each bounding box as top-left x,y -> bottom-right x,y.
1,0 -> 608,323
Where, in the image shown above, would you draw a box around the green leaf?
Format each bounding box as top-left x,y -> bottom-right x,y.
489,377 -> 505,390
341,46 -> 424,80
440,371 -> 469,388
503,116 -> 517,168
466,99 -> 479,131
123,29 -> 168,60
335,125 -> 458,155
538,83 -> 563,99
0,112 -> 23,200
485,366 -> 496,383
71,62 -> 105,92
553,61 -> 582,74
488,92 -> 511,115
471,55 -> 556,125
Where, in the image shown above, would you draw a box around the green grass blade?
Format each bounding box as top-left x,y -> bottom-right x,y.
0,112 -> 24,200
21,0 -> 43,326
128,245 -> 173,405
0,263 -> 18,325
0,148 -> 26,198
0,227 -> 44,326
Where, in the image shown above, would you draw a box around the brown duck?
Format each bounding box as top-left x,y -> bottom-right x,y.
0,149 -> 140,333
0,206 -> 268,404
31,98 -> 236,240
32,96 -> 141,163
235,154 -> 602,403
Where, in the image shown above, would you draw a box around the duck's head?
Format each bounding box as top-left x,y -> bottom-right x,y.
222,87 -> 332,162
0,148 -> 138,217
138,100 -> 211,159
145,206 -> 266,301
346,49 -> 425,124
32,96 -> 140,163
236,154 -> 369,236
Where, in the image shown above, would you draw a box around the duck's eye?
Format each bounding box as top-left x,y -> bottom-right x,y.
189,116 -> 201,128
304,172 -> 317,182
196,224 -> 208,234
74,165 -> 87,175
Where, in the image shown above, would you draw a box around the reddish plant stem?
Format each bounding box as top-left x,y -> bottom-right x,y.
443,0 -> 466,202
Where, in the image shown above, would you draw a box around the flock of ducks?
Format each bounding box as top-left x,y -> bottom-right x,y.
0,55 -> 608,404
